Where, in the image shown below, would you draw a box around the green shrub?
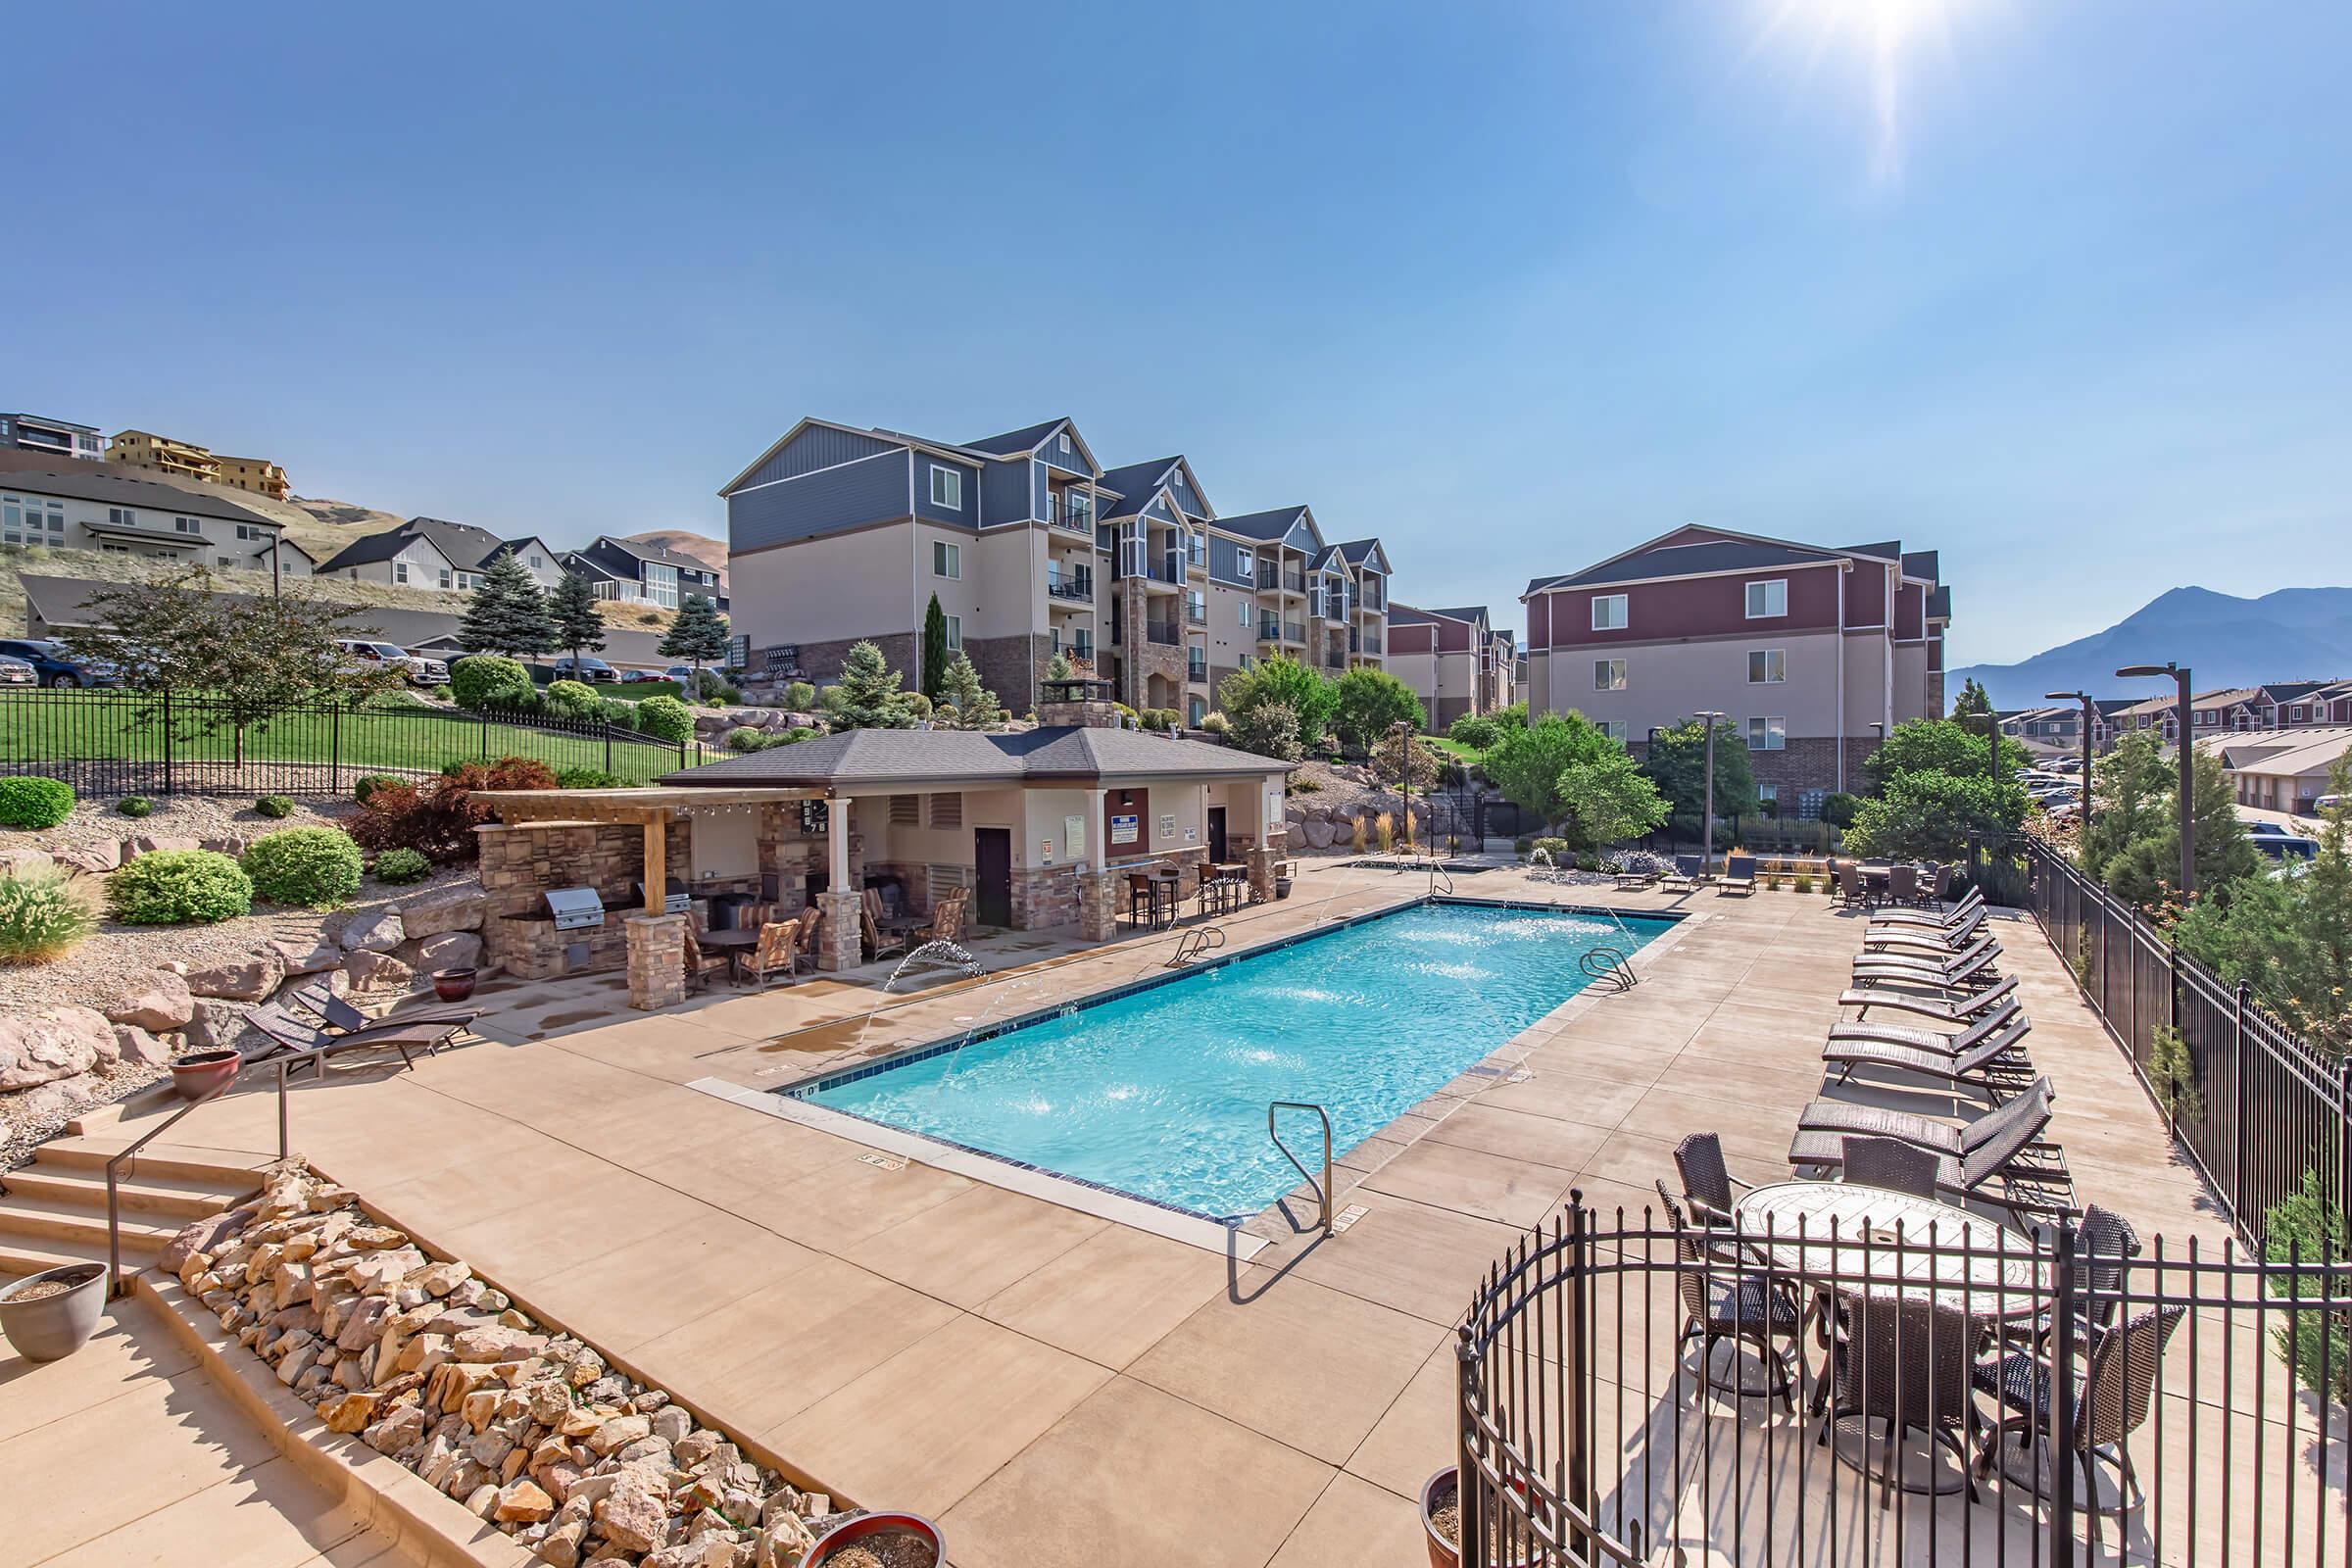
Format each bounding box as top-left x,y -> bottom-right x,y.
726,726 -> 767,753
109,850 -> 253,924
555,765 -> 622,789
1532,836 -> 1570,859
242,827 -> 364,908
544,678 -> 604,720
0,871 -> 98,962
782,680 -> 816,711
2265,1170 -> 2350,1402
901,692 -> 933,720
1820,792 -> 1862,830
371,847 -> 432,885
1793,872 -> 1815,894
1448,714 -> 1500,752
778,726 -> 815,745
1200,710 -> 1230,735
354,774 -> 403,805
0,777 -> 74,830
597,698 -> 639,731
1514,836 -> 1534,857
449,655 -> 535,711
255,794 -> 295,819
431,683 -> 454,703
635,695 -> 695,744
117,795 -> 154,818
1287,775 -> 1323,794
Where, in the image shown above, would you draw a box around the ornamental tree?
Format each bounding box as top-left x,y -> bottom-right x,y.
920,594 -> 950,705
935,651 -> 1005,730
1555,749 -> 1671,851
820,640 -> 920,730
1330,667 -> 1426,753
1642,718 -> 1760,843
1483,712 -> 1612,834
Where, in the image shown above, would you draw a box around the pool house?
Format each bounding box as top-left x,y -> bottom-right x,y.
469,688 -> 1294,1004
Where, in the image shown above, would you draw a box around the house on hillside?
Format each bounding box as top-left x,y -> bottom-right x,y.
0,414 -> 105,462
0,465 -> 305,575
2206,727 -> 2352,814
318,517 -> 564,593
563,536 -> 727,613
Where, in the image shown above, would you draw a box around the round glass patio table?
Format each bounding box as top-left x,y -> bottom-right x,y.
1731,1181 -> 2050,1319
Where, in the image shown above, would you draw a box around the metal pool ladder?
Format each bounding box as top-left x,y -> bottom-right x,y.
1579,945 -> 1640,993
1168,923 -> 1227,967
1268,1101 -> 1334,1235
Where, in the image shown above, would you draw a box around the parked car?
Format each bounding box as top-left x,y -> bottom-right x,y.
0,638 -> 122,688
0,656 -> 35,687
619,666 -> 668,683
2316,794 -> 2347,816
2252,835 -> 2320,870
2244,820 -> 2290,838
333,638 -> 449,687
550,656 -> 619,683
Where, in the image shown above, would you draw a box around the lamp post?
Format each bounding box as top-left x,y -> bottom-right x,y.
2045,690 -> 2096,828
1694,710 -> 1725,876
2117,662 -> 2195,897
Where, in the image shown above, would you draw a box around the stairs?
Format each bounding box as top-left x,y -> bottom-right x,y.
0,1135 -> 270,1282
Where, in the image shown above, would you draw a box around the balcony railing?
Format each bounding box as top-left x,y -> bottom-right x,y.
1047,571 -> 1094,603
1185,602 -> 1206,625
1256,564 -> 1306,593
1187,655 -> 1207,682
1257,617 -> 1304,643
1146,623 -> 1180,646
1144,560 -> 1179,584
1048,495 -> 1094,532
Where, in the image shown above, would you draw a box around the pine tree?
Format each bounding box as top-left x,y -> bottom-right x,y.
457,553 -> 557,657
1951,677 -> 1993,720
1044,650 -> 1073,683
547,570 -> 607,669
920,594 -> 950,705
659,593 -> 730,699
821,640 -> 919,730
936,652 -> 1004,730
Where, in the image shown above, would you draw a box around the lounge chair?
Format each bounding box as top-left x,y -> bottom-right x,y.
1837,973 -> 2018,1024
1827,997 -> 2028,1056
1717,854 -> 1756,896
1612,861 -> 1657,891
1850,935 -> 2002,991
287,979 -> 477,1034
1659,854 -> 1706,893
745,918 -> 801,989
1789,1085 -> 2076,1222
1860,906 -> 1985,955
1866,887 -> 1984,931
242,1002 -> 464,1077
1822,1016 -> 2038,1099
1793,1075 -> 2057,1158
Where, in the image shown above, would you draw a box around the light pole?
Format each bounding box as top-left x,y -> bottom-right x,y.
2045,690 -> 2096,828
2118,662 -> 2195,897
1694,710 -> 1725,876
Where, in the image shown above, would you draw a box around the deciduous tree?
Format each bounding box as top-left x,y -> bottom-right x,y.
1329,667 -> 1425,753
1484,712 -> 1611,833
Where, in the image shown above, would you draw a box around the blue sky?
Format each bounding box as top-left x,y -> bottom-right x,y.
6,1 -> 2347,666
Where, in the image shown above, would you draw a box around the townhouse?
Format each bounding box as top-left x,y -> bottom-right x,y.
318,516 -> 566,594
1521,525 -> 1951,809
0,464 -> 306,574
2205,727 -> 2352,815
1389,604 -> 1515,730
563,536 -> 726,612
718,416 -> 1393,721
0,414 -> 105,463
1998,698 -> 2137,754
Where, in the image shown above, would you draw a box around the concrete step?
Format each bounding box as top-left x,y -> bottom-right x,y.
31,1138 -> 277,1187
3,1162 -> 251,1220
0,1230 -> 109,1281
0,1193 -> 178,1257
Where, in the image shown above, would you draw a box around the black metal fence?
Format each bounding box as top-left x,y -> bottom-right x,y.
0,688 -> 721,799
1453,1199 -> 2351,1568
2023,837 -> 2352,1247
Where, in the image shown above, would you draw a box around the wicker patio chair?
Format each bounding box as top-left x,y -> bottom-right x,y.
1886,863 -> 1920,906
1840,1136 -> 1941,1200
1823,1017 -> 2038,1102
1673,1131 -> 1753,1225
2034,1203 -> 2140,1354
1820,1292 -> 1985,1505
1974,1304 -> 2184,1550
1656,1183 -> 1802,1411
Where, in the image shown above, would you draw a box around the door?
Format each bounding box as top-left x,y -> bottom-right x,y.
973,828 -> 1013,928
1206,808 -> 1228,863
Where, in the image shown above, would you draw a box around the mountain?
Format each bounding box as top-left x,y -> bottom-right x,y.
621,529 -> 726,580
1952,586 -> 2352,710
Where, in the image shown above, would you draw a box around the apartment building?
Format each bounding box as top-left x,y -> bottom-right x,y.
0,415 -> 105,462
1390,604 -> 1514,729
107,429 -> 221,484
719,415 -> 1393,721
1998,699 -> 2138,754
1522,525 -> 1951,806
0,465 -> 306,574
213,454 -> 290,500
564,536 -> 726,612
318,516 -> 566,593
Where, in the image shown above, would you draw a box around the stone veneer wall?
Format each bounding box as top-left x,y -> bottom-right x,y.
966,631 -> 1054,717
752,631 -> 917,690
1009,863 -> 1079,930
476,821 -> 687,980
1113,594 -> 1187,710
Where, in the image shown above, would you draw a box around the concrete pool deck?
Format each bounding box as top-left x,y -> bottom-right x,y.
12,858 -> 2238,1567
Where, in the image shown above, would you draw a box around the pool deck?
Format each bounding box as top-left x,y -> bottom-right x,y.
15,858 -> 2238,1567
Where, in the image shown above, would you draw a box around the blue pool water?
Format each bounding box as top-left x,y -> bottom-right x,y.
799,902 -> 1671,1221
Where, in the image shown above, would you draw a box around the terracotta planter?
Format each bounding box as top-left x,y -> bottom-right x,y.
431,966 -> 478,1003
806,1511 -> 944,1568
0,1261 -> 108,1361
1421,1467 -> 1537,1568
170,1049 -> 240,1102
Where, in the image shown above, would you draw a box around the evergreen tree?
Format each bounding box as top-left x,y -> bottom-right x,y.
547,569 -> 607,669
457,553 -> 557,657
821,640 -> 919,730
1044,650 -> 1074,682
920,594 -> 950,705
1951,677 -> 1994,720
659,593 -> 730,699
1642,718 -> 1761,844
935,652 -> 1005,730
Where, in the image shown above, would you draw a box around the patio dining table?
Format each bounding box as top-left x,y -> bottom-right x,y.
1732,1180 -> 2049,1319
697,925 -> 762,985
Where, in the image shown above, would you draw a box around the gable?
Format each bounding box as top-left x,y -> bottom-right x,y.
723,419 -> 904,496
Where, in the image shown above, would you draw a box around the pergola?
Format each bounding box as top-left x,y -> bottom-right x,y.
469,784 -> 827,914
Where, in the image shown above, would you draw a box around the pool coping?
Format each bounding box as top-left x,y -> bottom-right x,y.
688,894 -> 1686,1254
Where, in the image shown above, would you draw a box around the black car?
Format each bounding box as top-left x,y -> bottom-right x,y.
0,638 -> 122,688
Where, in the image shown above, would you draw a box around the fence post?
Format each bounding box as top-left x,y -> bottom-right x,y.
1453,1325 -> 1484,1568
677,733 -> 688,770
605,725 -> 612,777
161,688 -> 173,796
2233,982 -> 2251,1230
330,703 -> 341,795
2338,1057 -> 2352,1244
1563,1195 -> 1592,1566
2050,1222 -> 2080,1567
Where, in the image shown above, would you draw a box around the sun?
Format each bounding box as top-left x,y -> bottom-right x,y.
1753,0 -> 1985,182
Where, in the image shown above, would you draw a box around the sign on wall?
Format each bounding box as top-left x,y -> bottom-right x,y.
1158,812 -> 1176,841
1110,813 -> 1140,846
1064,814 -> 1086,858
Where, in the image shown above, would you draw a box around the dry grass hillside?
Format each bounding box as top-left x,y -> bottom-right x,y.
621,529 -> 727,577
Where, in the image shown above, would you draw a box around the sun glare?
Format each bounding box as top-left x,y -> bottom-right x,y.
1754,0 -> 1984,183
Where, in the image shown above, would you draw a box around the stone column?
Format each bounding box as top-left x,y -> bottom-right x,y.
1247,845 -> 1280,904
816,890 -> 863,973
625,912 -> 686,1009
1077,868 -> 1119,943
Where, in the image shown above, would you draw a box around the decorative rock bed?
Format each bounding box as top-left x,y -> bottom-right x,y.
169,1160 -> 848,1568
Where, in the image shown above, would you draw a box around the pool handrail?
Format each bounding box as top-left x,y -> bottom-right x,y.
1268,1100 -> 1334,1236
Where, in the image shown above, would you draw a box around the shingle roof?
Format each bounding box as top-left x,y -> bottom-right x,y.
1927,585 -> 1952,620
1334,539 -> 1385,567
1428,606 -> 1491,626
1095,459 -> 1183,517
1902,550 -> 1941,581
1528,537 -> 1843,594
1842,540 -> 1904,562
0,465 -> 278,528
961,418 -> 1070,457
1387,604 -> 1438,626
318,528 -> 452,572
1212,506 -> 1308,542
661,725 -> 1291,788
591,534 -> 715,572
405,517 -> 511,571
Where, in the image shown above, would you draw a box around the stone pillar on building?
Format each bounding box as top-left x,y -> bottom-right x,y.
625,912 -> 686,1009
1247,845 -> 1280,904
1077,868 -> 1119,943
817,891 -> 863,972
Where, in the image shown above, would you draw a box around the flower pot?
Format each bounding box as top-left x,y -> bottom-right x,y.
0,1261 -> 108,1361
431,966 -> 479,1003
1274,878 -> 1293,900
1422,1468 -> 1461,1568
170,1049 -> 241,1102
806,1511 -> 944,1568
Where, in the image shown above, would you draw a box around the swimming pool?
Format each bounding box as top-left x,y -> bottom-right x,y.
793,900 -> 1673,1222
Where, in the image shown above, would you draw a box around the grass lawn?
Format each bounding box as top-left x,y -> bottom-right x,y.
0,691 -> 702,786
1426,735 -> 1486,766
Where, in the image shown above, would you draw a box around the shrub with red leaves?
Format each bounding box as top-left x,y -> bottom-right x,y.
347,757 -> 560,864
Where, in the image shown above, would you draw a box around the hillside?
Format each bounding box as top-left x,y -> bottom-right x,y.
1952,585 -> 2352,708
621,528 -> 728,585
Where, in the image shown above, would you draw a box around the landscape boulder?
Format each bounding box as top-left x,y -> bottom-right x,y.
344,950 -> 414,994
0,1004 -> 116,1091
183,999 -> 258,1054
266,937 -> 344,975
186,951 -> 286,1003
339,909 -> 406,954
0,848 -> 57,879
89,971 -> 195,1032
112,1024 -> 174,1068
124,834 -> 202,860
413,931 -> 482,972
200,834 -> 251,858
53,843 -> 121,875
397,885 -> 483,939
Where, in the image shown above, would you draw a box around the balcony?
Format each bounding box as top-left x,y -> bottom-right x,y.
1185,602 -> 1206,626
1048,494 -> 1094,533
1146,623 -> 1180,647
1046,569 -> 1094,604
1187,653 -> 1207,682
1255,563 -> 1305,594
1256,617 -> 1305,644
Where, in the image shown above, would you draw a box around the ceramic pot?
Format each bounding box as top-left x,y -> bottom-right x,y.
0,1262 -> 108,1361
806,1511 -> 944,1568
170,1049 -> 240,1102
431,966 -> 478,1003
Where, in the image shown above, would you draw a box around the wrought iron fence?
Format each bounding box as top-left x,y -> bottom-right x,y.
0,688 -> 720,798
1453,1197 -> 2351,1568
2023,836 -> 2351,1246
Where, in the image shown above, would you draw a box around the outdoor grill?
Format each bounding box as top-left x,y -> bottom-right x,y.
543,887 -> 606,932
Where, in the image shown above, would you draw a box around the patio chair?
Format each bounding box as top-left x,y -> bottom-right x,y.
242,1002 -> 462,1078
287,979 -> 478,1035
1973,1304 -> 2185,1551
1656,1183 -> 1802,1410
745,919 -> 801,989
918,891 -> 968,944
1867,884 -> 1984,929
1849,935 -> 2002,992
1860,906 -> 1986,955
1829,994 -> 2024,1054
1672,1131 -> 1754,1225
2034,1203 -> 2140,1355
796,903 -> 825,956
1885,863 -> 1920,906
680,922 -> 734,991
1836,860 -> 1875,910
1917,863 -> 1953,907
860,897 -> 909,961
1660,854 -> 1706,893
1612,861 -> 1657,891
1823,1014 -> 2036,1099
1819,1293 -> 1984,1505
1717,854 -> 1756,896
1840,1136 -> 1942,1200
1837,973 -> 2018,1024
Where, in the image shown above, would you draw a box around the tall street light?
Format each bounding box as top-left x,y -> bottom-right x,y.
1694,710 -> 1725,877
2045,690 -> 2096,828
2118,662 -> 2195,897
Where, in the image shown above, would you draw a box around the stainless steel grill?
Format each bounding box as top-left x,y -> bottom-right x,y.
544,887 -> 606,931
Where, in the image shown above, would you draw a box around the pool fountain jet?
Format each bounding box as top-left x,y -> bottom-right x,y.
884,939 -> 986,993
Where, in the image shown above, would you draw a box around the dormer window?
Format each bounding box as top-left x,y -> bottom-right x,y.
929,466 -> 962,510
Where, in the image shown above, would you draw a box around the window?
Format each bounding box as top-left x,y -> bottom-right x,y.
1239,601 -> 1251,629
1757,783 -> 1780,812
108,507 -> 137,529
235,523 -> 262,541
1597,719 -> 1628,743
438,568 -> 453,589
929,465 -> 962,510
1234,548 -> 1254,579
0,496 -> 63,545
1056,431 -> 1072,455
643,562 -> 679,609
1591,594 -> 1628,630
932,541 -> 960,579
1747,715 -> 1787,751
172,516 -> 201,534
2292,705 -> 2308,722
102,543 -> 129,555
944,614 -> 962,651
1747,649 -> 1786,684
218,556 -> 235,568
529,554 -> 544,568
1593,658 -> 1627,691
1745,579 -> 1788,618
393,562 -> 410,584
